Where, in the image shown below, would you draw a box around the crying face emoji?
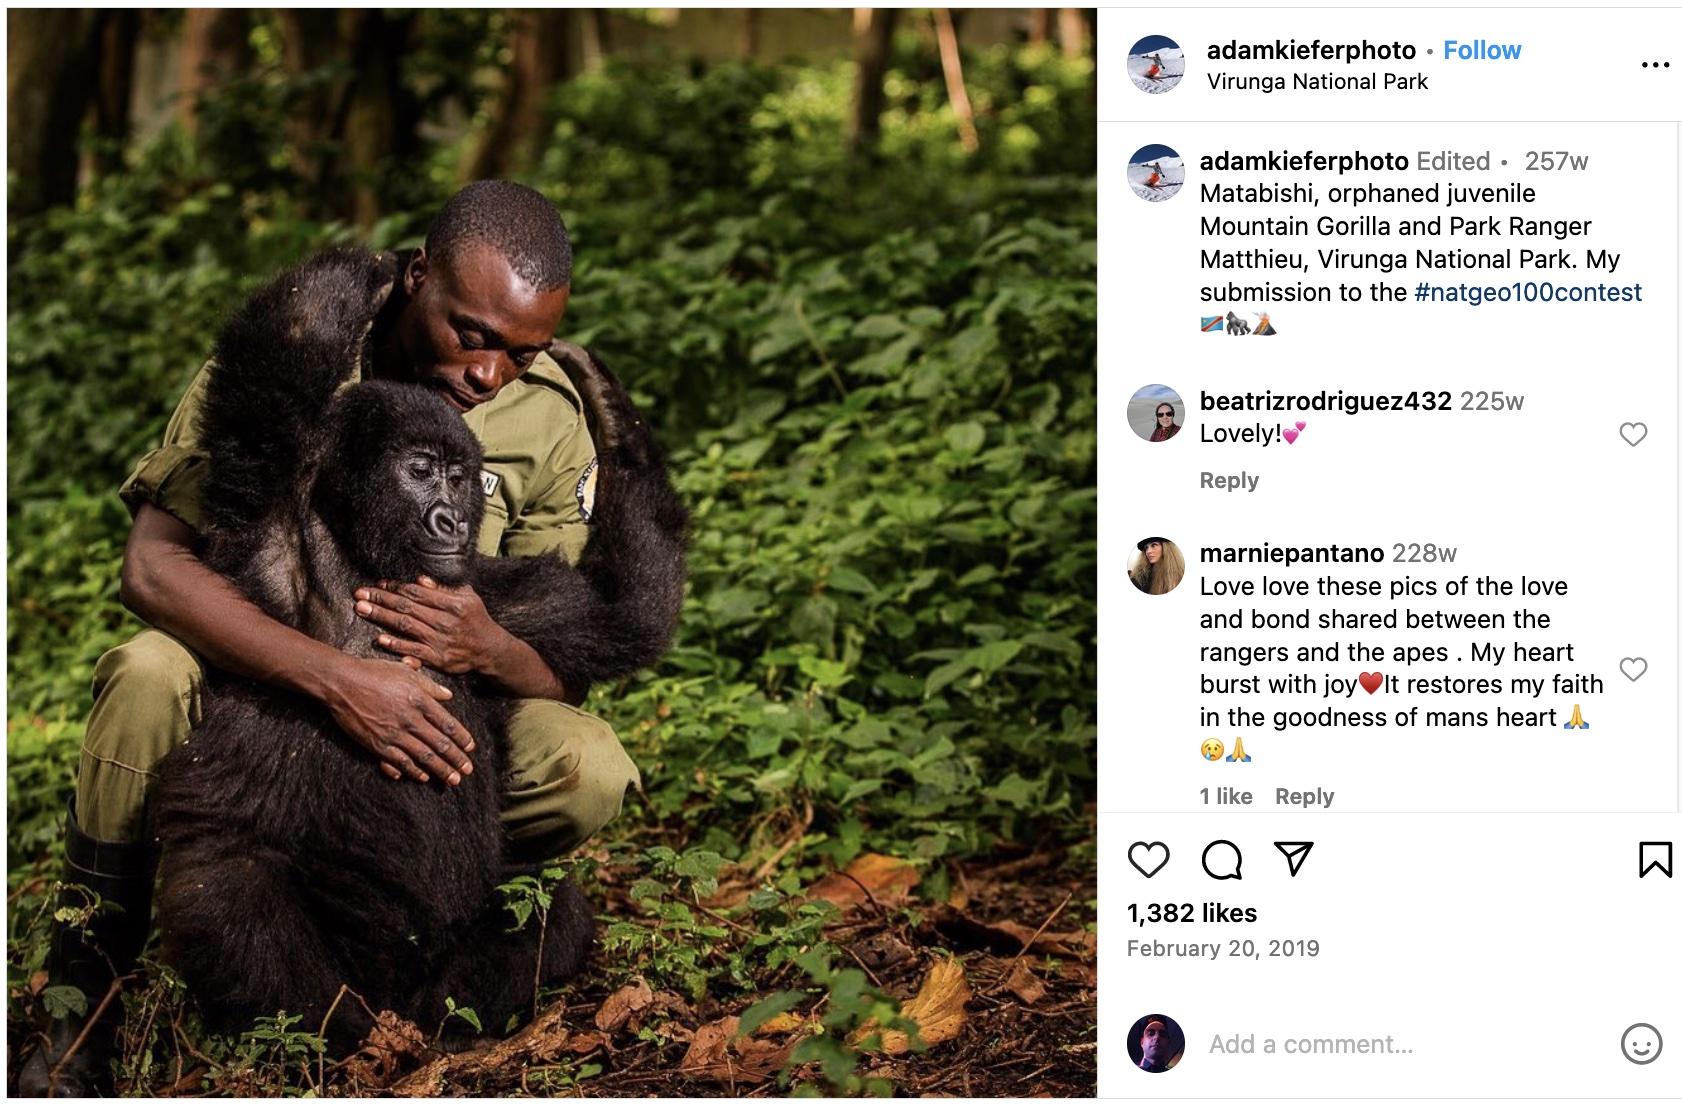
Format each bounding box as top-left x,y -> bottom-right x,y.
1201,738 -> 1224,762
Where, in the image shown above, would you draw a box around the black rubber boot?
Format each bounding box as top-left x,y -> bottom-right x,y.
15,800 -> 156,1097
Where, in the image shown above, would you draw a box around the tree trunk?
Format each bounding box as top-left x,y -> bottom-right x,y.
89,9 -> 139,176
7,8 -> 103,215
1028,9 -> 1051,46
740,10 -> 760,60
275,9 -> 344,212
178,8 -> 251,135
1057,8 -> 1086,59
932,9 -> 978,154
461,9 -> 577,183
846,8 -> 897,156
339,9 -> 420,231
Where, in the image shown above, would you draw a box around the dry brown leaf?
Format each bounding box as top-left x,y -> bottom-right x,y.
387,1003 -> 604,1093
595,977 -> 655,1032
680,1016 -> 736,1069
562,1029 -> 610,1054
878,959 -> 971,1054
989,919 -> 1090,956
342,1010 -> 429,1088
678,1015 -> 792,1085
808,853 -> 920,910
1004,959 -> 1048,1005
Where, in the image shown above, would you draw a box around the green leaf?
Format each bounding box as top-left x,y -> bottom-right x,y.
964,639 -> 1023,676
943,421 -> 985,455
985,772 -> 1041,808
923,658 -> 971,698
824,566 -> 876,596
41,985 -> 88,1019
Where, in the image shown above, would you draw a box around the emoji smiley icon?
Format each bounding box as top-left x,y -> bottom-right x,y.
1621,1023 -> 1662,1065
1201,738 -> 1224,762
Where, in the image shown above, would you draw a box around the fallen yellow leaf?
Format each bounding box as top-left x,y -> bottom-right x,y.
878,959 -> 970,1054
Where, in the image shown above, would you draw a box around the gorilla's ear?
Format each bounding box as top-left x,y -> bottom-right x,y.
404,249 -> 429,297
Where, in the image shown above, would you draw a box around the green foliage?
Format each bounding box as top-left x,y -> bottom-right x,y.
214,1013 -> 328,1097
784,947 -> 911,1097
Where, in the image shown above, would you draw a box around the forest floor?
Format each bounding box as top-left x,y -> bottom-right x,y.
341,845 -> 1096,1098
8,838 -> 1096,1098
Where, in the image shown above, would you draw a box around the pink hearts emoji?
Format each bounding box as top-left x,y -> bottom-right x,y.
1295,421 -> 1307,431
1283,429 -> 1299,444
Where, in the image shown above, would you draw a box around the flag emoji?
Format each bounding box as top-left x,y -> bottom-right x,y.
1201,316 -> 1224,332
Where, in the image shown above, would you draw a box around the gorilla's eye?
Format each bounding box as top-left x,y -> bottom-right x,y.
408,458 -> 434,480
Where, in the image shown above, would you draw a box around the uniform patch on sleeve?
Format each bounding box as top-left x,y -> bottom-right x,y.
480,471 -> 501,497
575,458 -> 598,522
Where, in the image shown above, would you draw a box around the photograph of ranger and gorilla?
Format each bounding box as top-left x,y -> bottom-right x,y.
7,8 -> 1096,1097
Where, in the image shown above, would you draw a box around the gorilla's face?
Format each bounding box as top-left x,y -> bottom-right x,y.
385,245 -> 569,411
318,382 -> 486,585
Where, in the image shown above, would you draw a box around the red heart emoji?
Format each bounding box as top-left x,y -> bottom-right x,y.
1358,671 -> 1383,694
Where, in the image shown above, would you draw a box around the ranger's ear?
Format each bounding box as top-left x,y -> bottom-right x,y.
404,249 -> 429,297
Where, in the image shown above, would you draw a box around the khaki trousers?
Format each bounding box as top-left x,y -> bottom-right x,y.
76,630 -> 639,860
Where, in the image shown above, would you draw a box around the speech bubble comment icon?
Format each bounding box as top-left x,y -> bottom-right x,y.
1202,840 -> 1243,880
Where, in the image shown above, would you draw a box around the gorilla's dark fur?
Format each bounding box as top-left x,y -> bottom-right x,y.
150,249 -> 688,1048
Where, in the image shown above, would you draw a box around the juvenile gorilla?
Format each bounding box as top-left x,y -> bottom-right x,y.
151,249 -> 688,1047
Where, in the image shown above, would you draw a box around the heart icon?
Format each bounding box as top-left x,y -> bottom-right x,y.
1620,422 -> 1648,447
1128,841 -> 1170,878
1283,429 -> 1299,444
1358,671 -> 1383,694
1295,421 -> 1307,431
1621,657 -> 1648,682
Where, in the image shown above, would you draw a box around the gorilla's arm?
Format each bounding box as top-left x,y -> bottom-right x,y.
198,249 -> 395,544
473,346 -> 690,690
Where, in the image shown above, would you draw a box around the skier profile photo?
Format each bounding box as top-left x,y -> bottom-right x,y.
1130,384 -> 1183,442
1129,143 -> 1183,203
1128,35 -> 1184,94
1129,1013 -> 1186,1072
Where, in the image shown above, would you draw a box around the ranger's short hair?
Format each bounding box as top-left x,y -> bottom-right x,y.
426,181 -> 572,291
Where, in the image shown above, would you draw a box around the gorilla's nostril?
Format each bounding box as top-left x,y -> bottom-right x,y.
425,504 -> 464,541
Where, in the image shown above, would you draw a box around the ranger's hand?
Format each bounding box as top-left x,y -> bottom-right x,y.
355,576 -> 507,676
320,655 -> 475,785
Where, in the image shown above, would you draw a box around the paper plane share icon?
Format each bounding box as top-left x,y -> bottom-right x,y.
1274,841 -> 1314,877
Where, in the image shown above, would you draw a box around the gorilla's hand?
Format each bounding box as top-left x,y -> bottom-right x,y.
355,577 -> 503,676
319,656 -> 476,785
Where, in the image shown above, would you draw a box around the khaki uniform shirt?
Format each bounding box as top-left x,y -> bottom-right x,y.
119,350 -> 598,564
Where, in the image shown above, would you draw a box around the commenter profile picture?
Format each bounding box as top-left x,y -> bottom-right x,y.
1130,537 -> 1184,595
1128,144 -> 1182,202
1130,1013 -> 1186,1072
1130,384 -> 1183,442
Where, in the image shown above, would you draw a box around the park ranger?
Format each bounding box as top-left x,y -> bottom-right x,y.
22,181 -> 640,1096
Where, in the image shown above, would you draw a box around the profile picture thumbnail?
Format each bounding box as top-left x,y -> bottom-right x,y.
1129,144 -> 1182,202
1129,35 -> 1183,94
1130,537 -> 1184,596
1129,1013 -> 1185,1073
1130,384 -> 1182,442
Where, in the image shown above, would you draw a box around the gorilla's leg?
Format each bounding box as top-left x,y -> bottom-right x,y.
411,875 -> 593,1041
158,839 -> 374,1049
